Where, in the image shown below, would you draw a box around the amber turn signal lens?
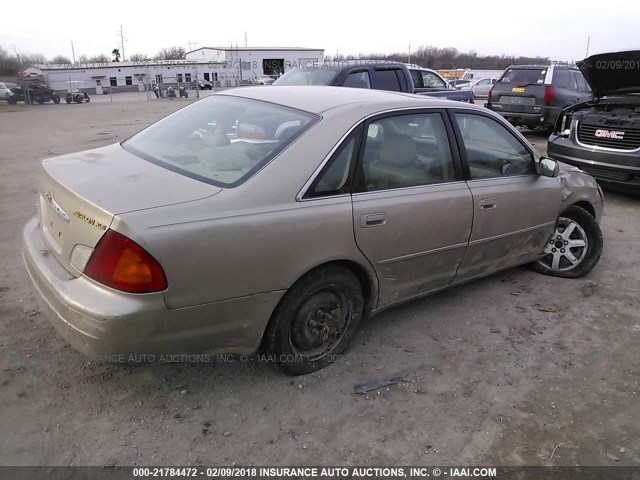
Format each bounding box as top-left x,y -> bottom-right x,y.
84,229 -> 167,293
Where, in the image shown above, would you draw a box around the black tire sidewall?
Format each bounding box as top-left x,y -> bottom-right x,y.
265,266 -> 364,375
532,205 -> 603,278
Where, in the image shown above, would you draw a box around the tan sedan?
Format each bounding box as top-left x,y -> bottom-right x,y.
23,86 -> 604,374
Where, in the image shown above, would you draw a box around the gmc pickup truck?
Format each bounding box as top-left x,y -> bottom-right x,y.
273,61 -> 474,103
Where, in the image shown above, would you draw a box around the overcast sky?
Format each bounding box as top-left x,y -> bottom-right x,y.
2,0 -> 639,62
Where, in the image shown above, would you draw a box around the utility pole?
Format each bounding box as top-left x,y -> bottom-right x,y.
585,36 -> 591,57
408,44 -> 411,64
187,40 -> 199,51
71,41 -> 76,64
244,32 -> 248,47
119,25 -> 126,61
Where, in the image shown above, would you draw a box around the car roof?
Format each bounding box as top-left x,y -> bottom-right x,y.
218,85 -> 484,115
507,64 -> 579,70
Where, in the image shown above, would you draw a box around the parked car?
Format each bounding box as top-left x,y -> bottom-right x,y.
192,79 -> 213,90
448,79 -> 473,90
23,86 -> 604,375
0,81 -> 17,100
253,75 -> 274,85
273,61 -> 474,102
471,77 -> 498,98
65,90 -> 90,104
487,64 -> 591,129
547,50 -> 640,193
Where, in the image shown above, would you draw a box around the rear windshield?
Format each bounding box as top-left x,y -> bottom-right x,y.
123,95 -> 319,187
273,68 -> 339,86
499,68 -> 547,85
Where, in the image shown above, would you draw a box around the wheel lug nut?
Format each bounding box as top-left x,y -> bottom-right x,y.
552,248 -> 557,252
556,235 -> 562,240
561,248 -> 565,253
564,241 -> 568,245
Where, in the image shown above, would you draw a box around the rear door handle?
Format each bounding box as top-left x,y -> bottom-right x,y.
479,199 -> 497,210
360,213 -> 386,227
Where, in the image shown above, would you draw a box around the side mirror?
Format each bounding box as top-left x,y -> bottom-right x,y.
538,156 -> 559,178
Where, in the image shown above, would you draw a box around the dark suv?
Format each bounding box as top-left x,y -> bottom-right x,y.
487,64 -> 592,129
547,50 -> 640,193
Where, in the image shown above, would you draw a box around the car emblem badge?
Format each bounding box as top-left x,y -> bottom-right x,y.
594,129 -> 625,139
45,190 -> 70,222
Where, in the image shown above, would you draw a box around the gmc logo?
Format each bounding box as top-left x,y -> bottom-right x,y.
594,129 -> 625,139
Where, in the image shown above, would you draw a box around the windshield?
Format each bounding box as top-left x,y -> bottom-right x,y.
123,95 -> 319,187
273,68 -> 339,86
499,68 -> 547,85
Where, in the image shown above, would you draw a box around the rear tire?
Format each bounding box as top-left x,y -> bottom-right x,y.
531,205 -> 603,278
52,94 -> 60,104
263,266 -> 364,375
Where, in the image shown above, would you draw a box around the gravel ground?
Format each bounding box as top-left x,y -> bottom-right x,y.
0,97 -> 638,467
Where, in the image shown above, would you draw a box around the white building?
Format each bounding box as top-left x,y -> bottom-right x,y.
27,47 -> 324,95
185,46 -> 325,78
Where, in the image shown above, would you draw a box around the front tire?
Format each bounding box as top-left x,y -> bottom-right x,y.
532,205 -> 603,278
263,266 -> 364,375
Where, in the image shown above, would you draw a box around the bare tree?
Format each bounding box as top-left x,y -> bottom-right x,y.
327,46 -> 550,70
129,53 -> 150,62
77,54 -> 89,63
52,55 -> 72,64
154,46 -> 186,60
89,53 -> 109,63
0,46 -> 21,76
21,53 -> 47,67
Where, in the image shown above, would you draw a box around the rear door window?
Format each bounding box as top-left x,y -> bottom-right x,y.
373,68 -> 405,92
360,113 -> 456,191
552,69 -> 570,88
572,71 -> 589,92
343,70 -> 371,89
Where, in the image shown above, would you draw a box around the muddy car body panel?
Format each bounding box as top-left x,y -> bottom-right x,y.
22,86 -> 604,365
548,51 -> 640,192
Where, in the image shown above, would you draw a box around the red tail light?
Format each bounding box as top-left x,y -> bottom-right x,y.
544,85 -> 554,104
487,85 -> 494,101
84,230 -> 167,293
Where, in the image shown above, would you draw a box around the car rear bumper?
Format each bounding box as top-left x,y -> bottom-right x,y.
22,216 -> 284,361
488,105 -> 561,128
549,136 -> 640,192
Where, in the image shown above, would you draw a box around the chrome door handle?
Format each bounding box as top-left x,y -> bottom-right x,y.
479,199 -> 497,210
361,213 -> 386,227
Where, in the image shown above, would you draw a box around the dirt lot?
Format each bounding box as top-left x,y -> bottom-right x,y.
0,98 -> 638,467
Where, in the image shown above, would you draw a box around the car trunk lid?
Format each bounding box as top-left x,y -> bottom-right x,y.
38,143 -> 221,276
578,50 -> 640,98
